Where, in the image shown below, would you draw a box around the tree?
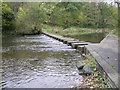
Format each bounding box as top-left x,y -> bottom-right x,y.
50,2 -> 85,28
2,3 -> 15,31
98,2 -> 118,28
2,2 -> 118,35
83,2 -> 100,28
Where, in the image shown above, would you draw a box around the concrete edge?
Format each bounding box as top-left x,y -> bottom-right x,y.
84,45 -> 119,88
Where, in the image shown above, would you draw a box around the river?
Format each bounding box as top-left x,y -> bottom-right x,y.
1,34 -> 84,88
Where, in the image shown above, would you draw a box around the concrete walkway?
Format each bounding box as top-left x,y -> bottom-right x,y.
86,34 -> 119,88
89,34 -> 119,71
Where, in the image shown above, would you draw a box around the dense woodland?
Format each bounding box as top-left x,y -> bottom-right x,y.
2,2 -> 118,35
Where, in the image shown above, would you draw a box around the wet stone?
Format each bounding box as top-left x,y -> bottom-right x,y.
72,43 -> 88,49
27,58 -> 39,61
78,65 -> 92,75
67,40 -> 80,46
76,62 -> 84,70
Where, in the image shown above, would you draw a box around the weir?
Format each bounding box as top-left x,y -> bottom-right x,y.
42,31 -> 119,88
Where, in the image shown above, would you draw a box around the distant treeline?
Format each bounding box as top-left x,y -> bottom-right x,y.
2,2 -> 118,34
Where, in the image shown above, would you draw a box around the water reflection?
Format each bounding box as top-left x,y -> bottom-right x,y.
65,33 -> 105,43
2,35 -> 83,88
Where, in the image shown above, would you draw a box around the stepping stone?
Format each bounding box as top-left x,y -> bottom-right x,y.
67,40 -> 80,46
59,37 -> 68,42
63,39 -> 75,44
72,43 -> 88,49
28,58 -> 39,61
77,46 -> 85,54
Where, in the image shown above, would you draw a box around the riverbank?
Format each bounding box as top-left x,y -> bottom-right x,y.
42,25 -> 113,43
2,31 -> 42,38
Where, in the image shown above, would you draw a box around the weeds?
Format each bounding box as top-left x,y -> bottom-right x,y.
74,55 -> 110,88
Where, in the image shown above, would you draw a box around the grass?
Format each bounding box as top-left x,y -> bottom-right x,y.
108,64 -> 115,69
42,24 -> 112,38
42,24 -> 63,33
112,28 -> 120,37
63,27 -> 92,32
42,24 -> 95,34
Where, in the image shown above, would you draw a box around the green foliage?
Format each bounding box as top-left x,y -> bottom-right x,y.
49,2 -> 118,29
6,2 -> 23,16
98,3 -> 118,28
83,2 -> 100,28
2,3 -> 15,31
50,2 -> 85,28
2,2 -> 118,35
16,3 -> 42,33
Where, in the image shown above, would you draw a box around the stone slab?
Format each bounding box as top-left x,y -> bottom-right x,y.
72,43 -> 88,49
63,39 -> 75,44
67,40 -> 80,46
77,45 -> 85,54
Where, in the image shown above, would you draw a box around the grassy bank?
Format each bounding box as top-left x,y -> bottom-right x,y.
42,24 -> 112,36
42,25 -> 110,35
42,24 -> 112,43
113,28 -> 120,37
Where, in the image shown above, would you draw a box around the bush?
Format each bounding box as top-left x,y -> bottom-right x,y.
2,3 -> 15,31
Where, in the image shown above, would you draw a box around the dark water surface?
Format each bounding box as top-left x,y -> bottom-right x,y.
1,35 -> 83,88
66,33 -> 105,43
78,33 -> 105,43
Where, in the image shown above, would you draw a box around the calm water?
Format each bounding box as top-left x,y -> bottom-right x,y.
1,35 -> 83,88
66,33 -> 105,43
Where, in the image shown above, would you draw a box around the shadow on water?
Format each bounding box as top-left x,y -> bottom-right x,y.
66,32 -> 106,43
1,35 -> 83,88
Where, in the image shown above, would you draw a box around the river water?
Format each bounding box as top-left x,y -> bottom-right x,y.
1,35 -> 84,88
